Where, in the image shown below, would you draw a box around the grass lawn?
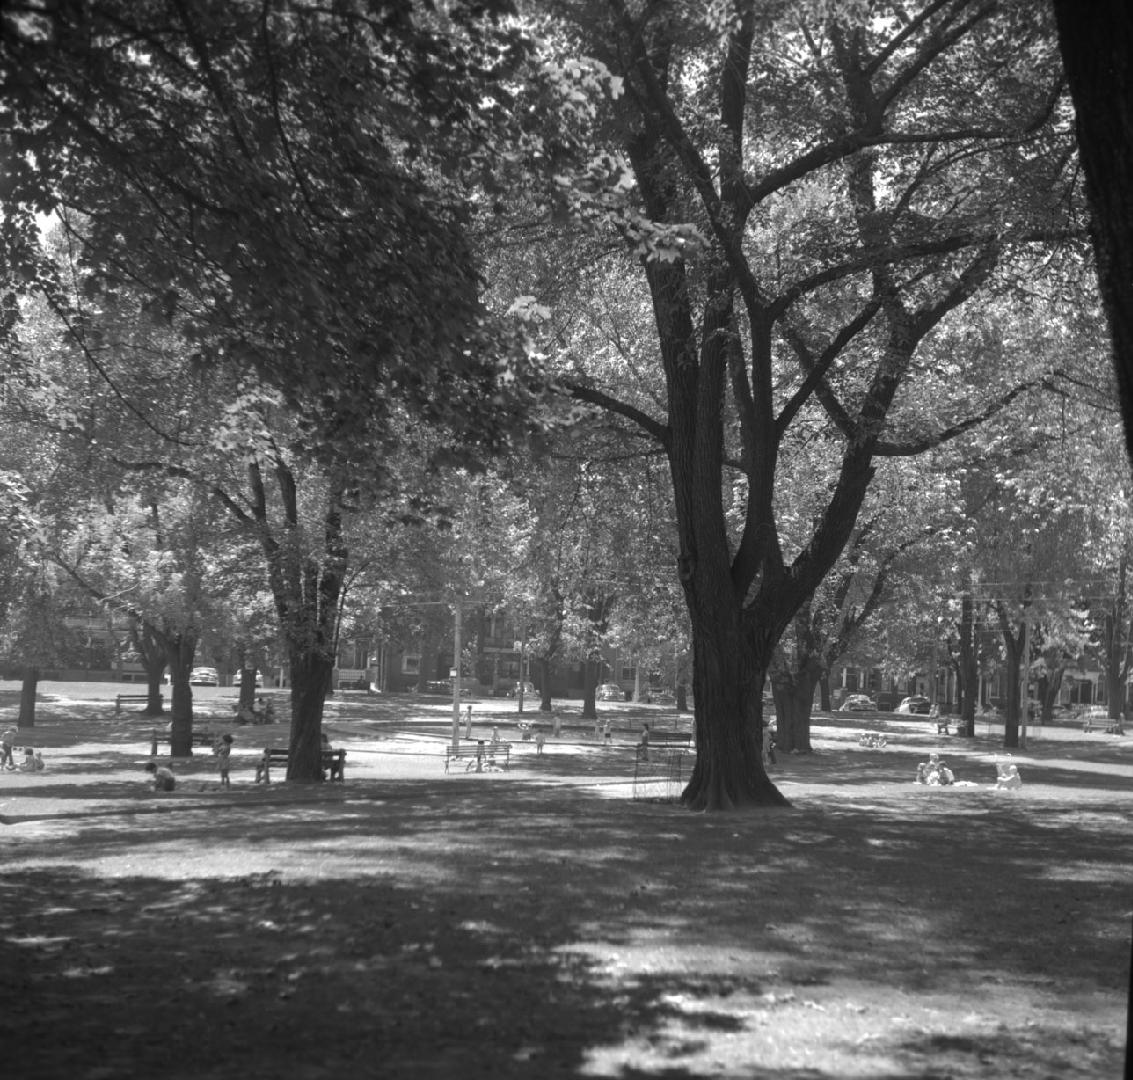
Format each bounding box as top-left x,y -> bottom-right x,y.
1,682 -> 1130,1079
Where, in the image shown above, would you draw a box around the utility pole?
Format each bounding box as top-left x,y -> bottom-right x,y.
517,618 -> 527,714
451,600 -> 462,749
1019,610 -> 1030,749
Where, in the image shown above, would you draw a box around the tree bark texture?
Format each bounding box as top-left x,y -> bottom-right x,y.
249,461 -> 346,781
18,665 -> 37,728
957,594 -> 977,737
166,633 -> 199,757
537,657 -> 554,712
770,662 -> 821,755
286,647 -> 333,782
239,667 -> 257,712
580,657 -> 597,721
999,622 -> 1023,750
132,622 -> 167,715
1053,1 -> 1133,466
1051,8 -> 1133,1067
682,592 -> 788,811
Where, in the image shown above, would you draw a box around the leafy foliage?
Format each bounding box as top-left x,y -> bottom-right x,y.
0,0 -> 561,479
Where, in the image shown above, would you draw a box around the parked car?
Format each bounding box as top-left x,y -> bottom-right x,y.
895,695 -> 931,715
509,681 -> 537,699
233,669 -> 263,687
596,683 -> 625,701
839,694 -> 877,712
190,667 -> 219,686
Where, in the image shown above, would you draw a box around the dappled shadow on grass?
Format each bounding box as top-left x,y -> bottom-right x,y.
0,868 -> 619,1079
2,751 -> 1130,1077
10,774 -> 1133,980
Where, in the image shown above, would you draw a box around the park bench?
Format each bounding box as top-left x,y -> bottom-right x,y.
1082,716 -> 1125,735
636,730 -> 692,759
444,741 -> 510,773
936,716 -> 951,735
255,746 -> 346,783
117,693 -> 162,714
150,727 -> 213,755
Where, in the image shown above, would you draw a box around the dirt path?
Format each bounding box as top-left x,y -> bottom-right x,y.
0,688 -> 1130,1078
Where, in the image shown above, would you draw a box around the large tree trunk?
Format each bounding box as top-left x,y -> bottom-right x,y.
286,647 -> 333,782
238,655 -> 257,711
1000,622 -> 1023,750
580,656 -> 598,720
166,633 -> 198,757
248,461 -> 347,780
132,622 -> 167,715
1053,1 -> 1133,466
769,661 -> 821,754
415,626 -> 438,693
145,672 -> 165,716
18,665 -> 37,729
1037,666 -> 1065,725
957,594 -> 977,737
682,607 -> 787,811
537,656 -> 553,712
1049,11 -> 1133,1068
1103,608 -> 1126,720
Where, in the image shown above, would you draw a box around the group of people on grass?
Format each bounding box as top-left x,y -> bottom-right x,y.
915,752 -> 954,786
912,751 -> 1024,789
233,697 -> 274,725
1,728 -> 45,773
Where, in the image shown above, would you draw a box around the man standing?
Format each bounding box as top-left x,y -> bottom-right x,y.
1,728 -> 17,770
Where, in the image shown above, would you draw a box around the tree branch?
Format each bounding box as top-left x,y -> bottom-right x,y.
562,381 -> 670,446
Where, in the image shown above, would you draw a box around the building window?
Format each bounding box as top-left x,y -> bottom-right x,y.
620,665 -> 635,682
402,655 -> 421,676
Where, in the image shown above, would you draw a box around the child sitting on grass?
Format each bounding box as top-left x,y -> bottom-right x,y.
143,761 -> 176,792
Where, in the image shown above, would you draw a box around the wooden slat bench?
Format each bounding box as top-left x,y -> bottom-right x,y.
150,728 -> 213,755
255,747 -> 346,782
1083,716 -> 1125,735
444,741 -> 510,773
118,693 -> 162,714
636,730 -> 692,759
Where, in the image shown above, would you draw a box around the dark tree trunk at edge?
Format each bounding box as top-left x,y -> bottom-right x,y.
1052,8 -> 1133,1073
